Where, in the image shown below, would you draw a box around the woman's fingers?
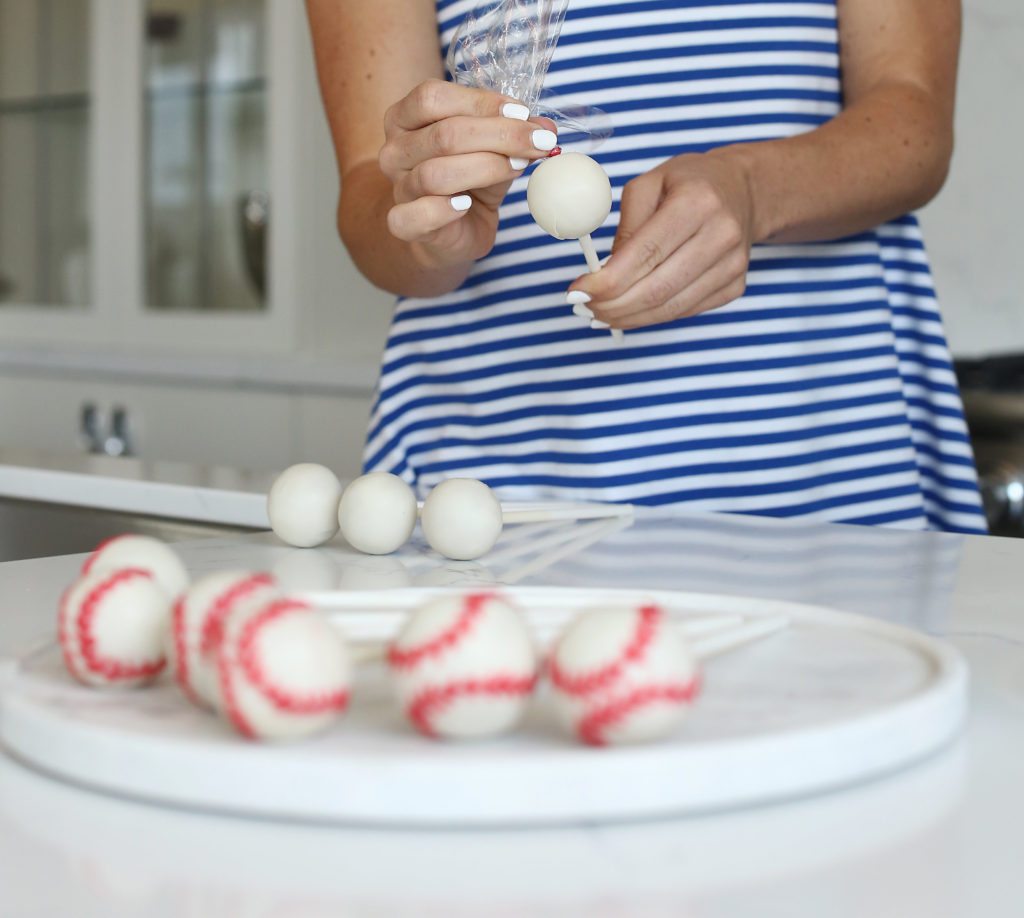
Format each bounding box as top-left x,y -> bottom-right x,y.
590,223 -> 748,328
393,151 -> 518,203
387,193 -> 474,242
384,80 -> 513,133
382,115 -> 558,175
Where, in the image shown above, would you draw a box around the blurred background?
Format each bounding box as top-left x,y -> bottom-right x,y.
0,0 -> 1021,531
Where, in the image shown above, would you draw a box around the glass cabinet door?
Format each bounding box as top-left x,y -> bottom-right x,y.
0,0 -> 92,309
144,0 -> 267,313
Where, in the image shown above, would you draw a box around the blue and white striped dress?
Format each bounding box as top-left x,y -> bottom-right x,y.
363,0 -> 987,534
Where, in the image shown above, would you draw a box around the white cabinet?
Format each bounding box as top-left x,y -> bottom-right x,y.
0,1 -> 392,472
0,372 -> 372,478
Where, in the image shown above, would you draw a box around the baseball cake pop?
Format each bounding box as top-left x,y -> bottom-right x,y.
82,533 -> 189,600
387,592 -> 539,739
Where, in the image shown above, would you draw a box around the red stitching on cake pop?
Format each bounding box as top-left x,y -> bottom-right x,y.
407,673 -> 538,738
199,572 -> 276,656
57,581 -> 83,682
386,592 -> 494,669
80,533 -> 133,575
238,599 -> 348,713
547,603 -> 662,697
576,675 -> 701,746
73,568 -> 167,682
174,572 -> 275,704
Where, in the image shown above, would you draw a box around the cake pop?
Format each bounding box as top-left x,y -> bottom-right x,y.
266,463 -> 344,548
419,478 -> 504,561
82,533 -> 189,600
337,471 -> 418,554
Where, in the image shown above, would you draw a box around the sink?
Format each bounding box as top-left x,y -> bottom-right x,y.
0,496 -> 260,563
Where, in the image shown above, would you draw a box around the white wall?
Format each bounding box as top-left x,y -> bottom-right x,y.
918,0 -> 1024,358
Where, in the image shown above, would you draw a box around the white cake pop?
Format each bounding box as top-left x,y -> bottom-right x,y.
387,592 -> 538,739
82,533 -> 189,600
420,478 -> 504,561
527,151 -> 612,241
266,463 -> 344,548
167,569 -> 279,708
58,568 -> 172,688
547,602 -> 701,746
337,471 -> 418,555
216,597 -> 352,741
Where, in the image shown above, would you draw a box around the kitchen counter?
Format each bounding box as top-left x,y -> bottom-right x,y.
0,508 -> 1022,917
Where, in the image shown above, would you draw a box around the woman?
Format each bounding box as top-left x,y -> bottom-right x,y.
306,0 -> 985,532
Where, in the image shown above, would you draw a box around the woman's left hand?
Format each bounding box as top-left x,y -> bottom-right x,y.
570,148 -> 756,330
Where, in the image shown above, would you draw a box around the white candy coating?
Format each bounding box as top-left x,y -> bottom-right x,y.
548,603 -> 700,746
83,533 -> 189,600
527,151 -> 613,240
337,471 -> 418,555
267,463 -> 344,548
420,478 -> 504,561
58,568 -> 172,688
387,592 -> 538,739
166,569 -> 279,708
216,597 -> 352,741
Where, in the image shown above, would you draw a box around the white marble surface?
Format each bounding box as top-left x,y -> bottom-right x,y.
0,447 -> 271,527
0,511 -> 1022,916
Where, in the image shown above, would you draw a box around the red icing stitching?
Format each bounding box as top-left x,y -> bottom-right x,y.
408,673 -> 538,738
199,572 -> 275,656
218,639 -> 255,739
576,675 -> 702,746
57,582 -> 83,682
170,593 -> 201,704
80,533 -> 133,575
237,598 -> 349,716
387,592 -> 494,670
76,568 -> 166,681
548,603 -> 662,697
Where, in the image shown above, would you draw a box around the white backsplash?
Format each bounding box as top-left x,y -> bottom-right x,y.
918,0 -> 1024,358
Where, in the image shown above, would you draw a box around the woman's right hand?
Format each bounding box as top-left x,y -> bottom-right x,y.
378,79 -> 558,271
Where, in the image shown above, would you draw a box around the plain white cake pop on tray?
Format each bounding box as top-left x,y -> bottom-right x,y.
266,463 -> 343,548
419,478 -> 504,561
527,151 -> 612,240
337,471 -> 418,555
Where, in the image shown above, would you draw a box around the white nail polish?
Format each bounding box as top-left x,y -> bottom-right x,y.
509,156 -> 529,171
565,290 -> 592,305
590,319 -> 611,330
450,194 -> 472,212
502,102 -> 530,121
572,302 -> 594,319
532,129 -> 558,151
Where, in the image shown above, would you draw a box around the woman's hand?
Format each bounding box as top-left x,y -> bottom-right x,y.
570,148 -> 755,330
379,79 -> 557,271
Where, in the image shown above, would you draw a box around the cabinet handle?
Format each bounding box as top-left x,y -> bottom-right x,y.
78,403 -> 102,454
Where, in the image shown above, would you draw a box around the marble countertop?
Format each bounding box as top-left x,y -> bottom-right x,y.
0,509 -> 1022,917
0,447 -> 272,528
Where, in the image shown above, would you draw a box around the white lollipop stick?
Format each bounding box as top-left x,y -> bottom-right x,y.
328,611 -> 748,663
688,615 -> 791,662
500,514 -> 634,584
579,233 -> 601,273
412,498 -> 633,525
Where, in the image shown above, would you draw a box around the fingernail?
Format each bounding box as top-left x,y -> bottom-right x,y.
572,302 -> 594,319
590,319 -> 611,330
532,129 -> 558,151
509,156 -> 529,171
566,290 -> 591,305
450,194 -> 472,211
502,102 -> 530,121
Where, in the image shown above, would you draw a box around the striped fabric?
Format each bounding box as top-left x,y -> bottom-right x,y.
363,0 -> 986,534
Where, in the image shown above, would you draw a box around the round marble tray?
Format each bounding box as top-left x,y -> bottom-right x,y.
0,588 -> 967,826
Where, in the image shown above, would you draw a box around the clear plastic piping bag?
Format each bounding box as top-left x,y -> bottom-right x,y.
446,0 -> 612,149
